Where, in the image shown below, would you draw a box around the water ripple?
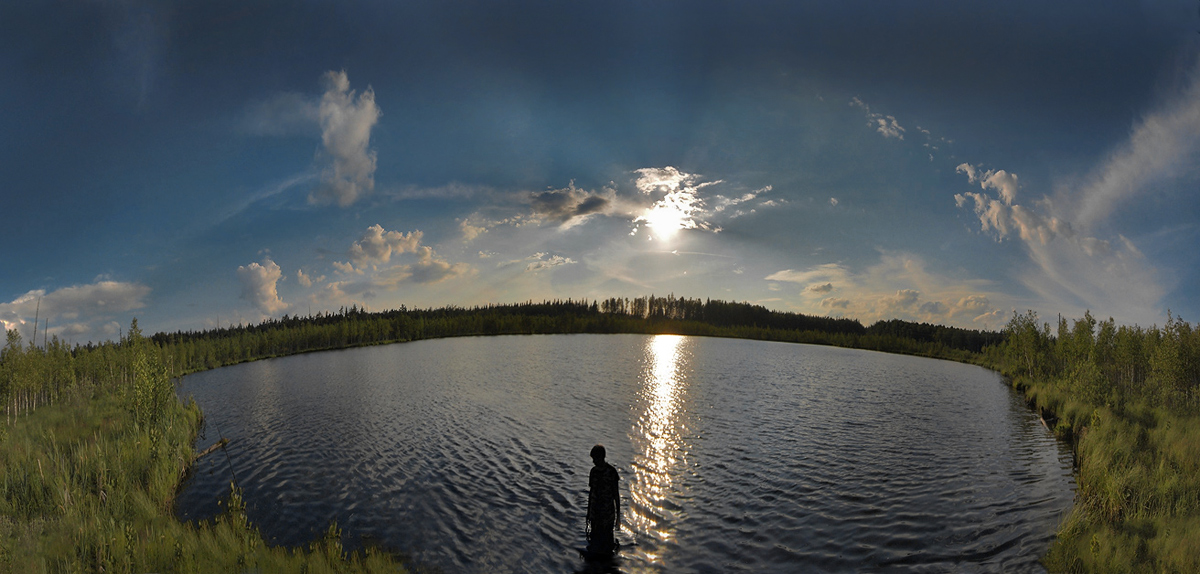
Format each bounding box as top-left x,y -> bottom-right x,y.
176,334 -> 1075,573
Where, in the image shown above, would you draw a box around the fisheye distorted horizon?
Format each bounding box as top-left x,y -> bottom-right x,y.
2,0 -> 1199,344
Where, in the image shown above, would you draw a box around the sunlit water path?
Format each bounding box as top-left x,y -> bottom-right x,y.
177,334 -> 1074,573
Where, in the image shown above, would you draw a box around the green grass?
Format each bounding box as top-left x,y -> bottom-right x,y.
1010,376 -> 1200,573
0,385 -> 410,573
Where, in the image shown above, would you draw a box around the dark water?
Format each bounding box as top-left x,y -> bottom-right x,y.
176,334 -> 1075,573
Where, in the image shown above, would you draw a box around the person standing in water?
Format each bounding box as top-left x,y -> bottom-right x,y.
586,444 -> 621,556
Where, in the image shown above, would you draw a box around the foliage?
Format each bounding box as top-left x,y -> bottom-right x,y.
996,310 -> 1200,573
13,295 -> 1199,572
0,321 -> 409,573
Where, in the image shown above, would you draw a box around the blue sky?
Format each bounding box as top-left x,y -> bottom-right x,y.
2,0 -> 1199,344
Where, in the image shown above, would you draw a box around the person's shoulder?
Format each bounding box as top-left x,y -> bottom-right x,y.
603,461 -> 619,478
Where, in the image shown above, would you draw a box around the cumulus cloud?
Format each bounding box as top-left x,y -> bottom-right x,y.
313,231 -> 471,309
460,219 -> 488,242
525,253 -> 577,272
821,297 -> 850,309
771,254 -> 1009,328
296,269 -> 324,288
805,282 -> 834,294
954,162 -> 1164,324
410,246 -> 472,284
0,280 -> 151,343
347,224 -> 422,268
309,70 -> 382,206
881,289 -> 920,310
237,258 -> 288,314
957,163 -> 1019,205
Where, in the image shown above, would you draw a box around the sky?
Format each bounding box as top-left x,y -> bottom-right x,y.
2,0 -> 1199,345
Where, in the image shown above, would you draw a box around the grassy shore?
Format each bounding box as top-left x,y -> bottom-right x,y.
4,302 -> 1199,572
0,352 -> 409,573
1004,374 -> 1200,573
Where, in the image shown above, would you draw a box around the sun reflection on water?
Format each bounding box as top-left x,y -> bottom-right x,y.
628,334 -> 689,554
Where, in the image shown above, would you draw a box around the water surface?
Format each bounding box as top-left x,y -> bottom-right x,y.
177,334 -> 1074,573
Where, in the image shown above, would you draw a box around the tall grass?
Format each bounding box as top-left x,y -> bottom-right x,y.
0,344 -> 410,573
999,310 -> 1200,573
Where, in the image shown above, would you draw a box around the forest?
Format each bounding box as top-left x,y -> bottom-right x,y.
1,295 -> 1198,572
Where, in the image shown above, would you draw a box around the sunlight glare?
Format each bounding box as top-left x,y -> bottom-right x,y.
629,334 -> 688,554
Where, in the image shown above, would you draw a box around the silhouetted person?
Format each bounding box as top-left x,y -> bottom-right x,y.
586,444 -> 620,557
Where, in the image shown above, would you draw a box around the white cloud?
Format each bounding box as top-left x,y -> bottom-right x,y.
711,185 -> 772,213
461,219 -> 488,242
1075,64 -> 1200,226
296,269 -> 324,288
309,70 -> 382,206
957,163 -> 1019,205
348,224 -> 422,268
873,116 -> 905,139
850,97 -> 905,140
242,92 -> 319,136
332,261 -> 360,275
237,258 -> 287,314
525,253 -> 577,272
955,164 -> 1164,324
410,246 -> 472,284
0,280 -> 151,343
765,264 -> 852,286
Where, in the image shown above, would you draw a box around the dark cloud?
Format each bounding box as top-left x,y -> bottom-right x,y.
529,183 -> 613,223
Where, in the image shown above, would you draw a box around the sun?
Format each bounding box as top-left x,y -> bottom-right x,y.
637,187 -> 701,241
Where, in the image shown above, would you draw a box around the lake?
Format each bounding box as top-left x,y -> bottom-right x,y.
176,334 -> 1075,573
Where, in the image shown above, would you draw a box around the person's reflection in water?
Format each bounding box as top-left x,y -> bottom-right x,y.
586,444 -> 621,557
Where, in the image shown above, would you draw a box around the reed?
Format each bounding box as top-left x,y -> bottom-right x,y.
0,345 -> 410,573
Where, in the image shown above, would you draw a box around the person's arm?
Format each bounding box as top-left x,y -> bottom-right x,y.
613,474 -> 622,533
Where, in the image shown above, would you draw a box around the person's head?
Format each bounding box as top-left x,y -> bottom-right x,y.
590,444 -> 606,463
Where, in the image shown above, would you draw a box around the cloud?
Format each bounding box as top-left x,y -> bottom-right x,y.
954,163 -> 1164,324
850,97 -> 905,140
711,185 -> 772,213
461,219 -> 488,242
957,163 -> 1019,205
881,289 -> 921,310
347,224 -> 422,267
410,246 -> 472,283
766,264 -> 852,286
237,258 -> 287,314
872,116 -> 905,139
805,282 -> 834,294
525,253 -> 577,272
309,70 -> 382,207
632,167 -> 724,239
528,181 -> 615,225
0,280 -> 151,343
821,297 -> 850,309
1075,64 -> 1200,227
242,92 -> 319,136
296,269 -> 324,288
772,254 -> 1010,329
